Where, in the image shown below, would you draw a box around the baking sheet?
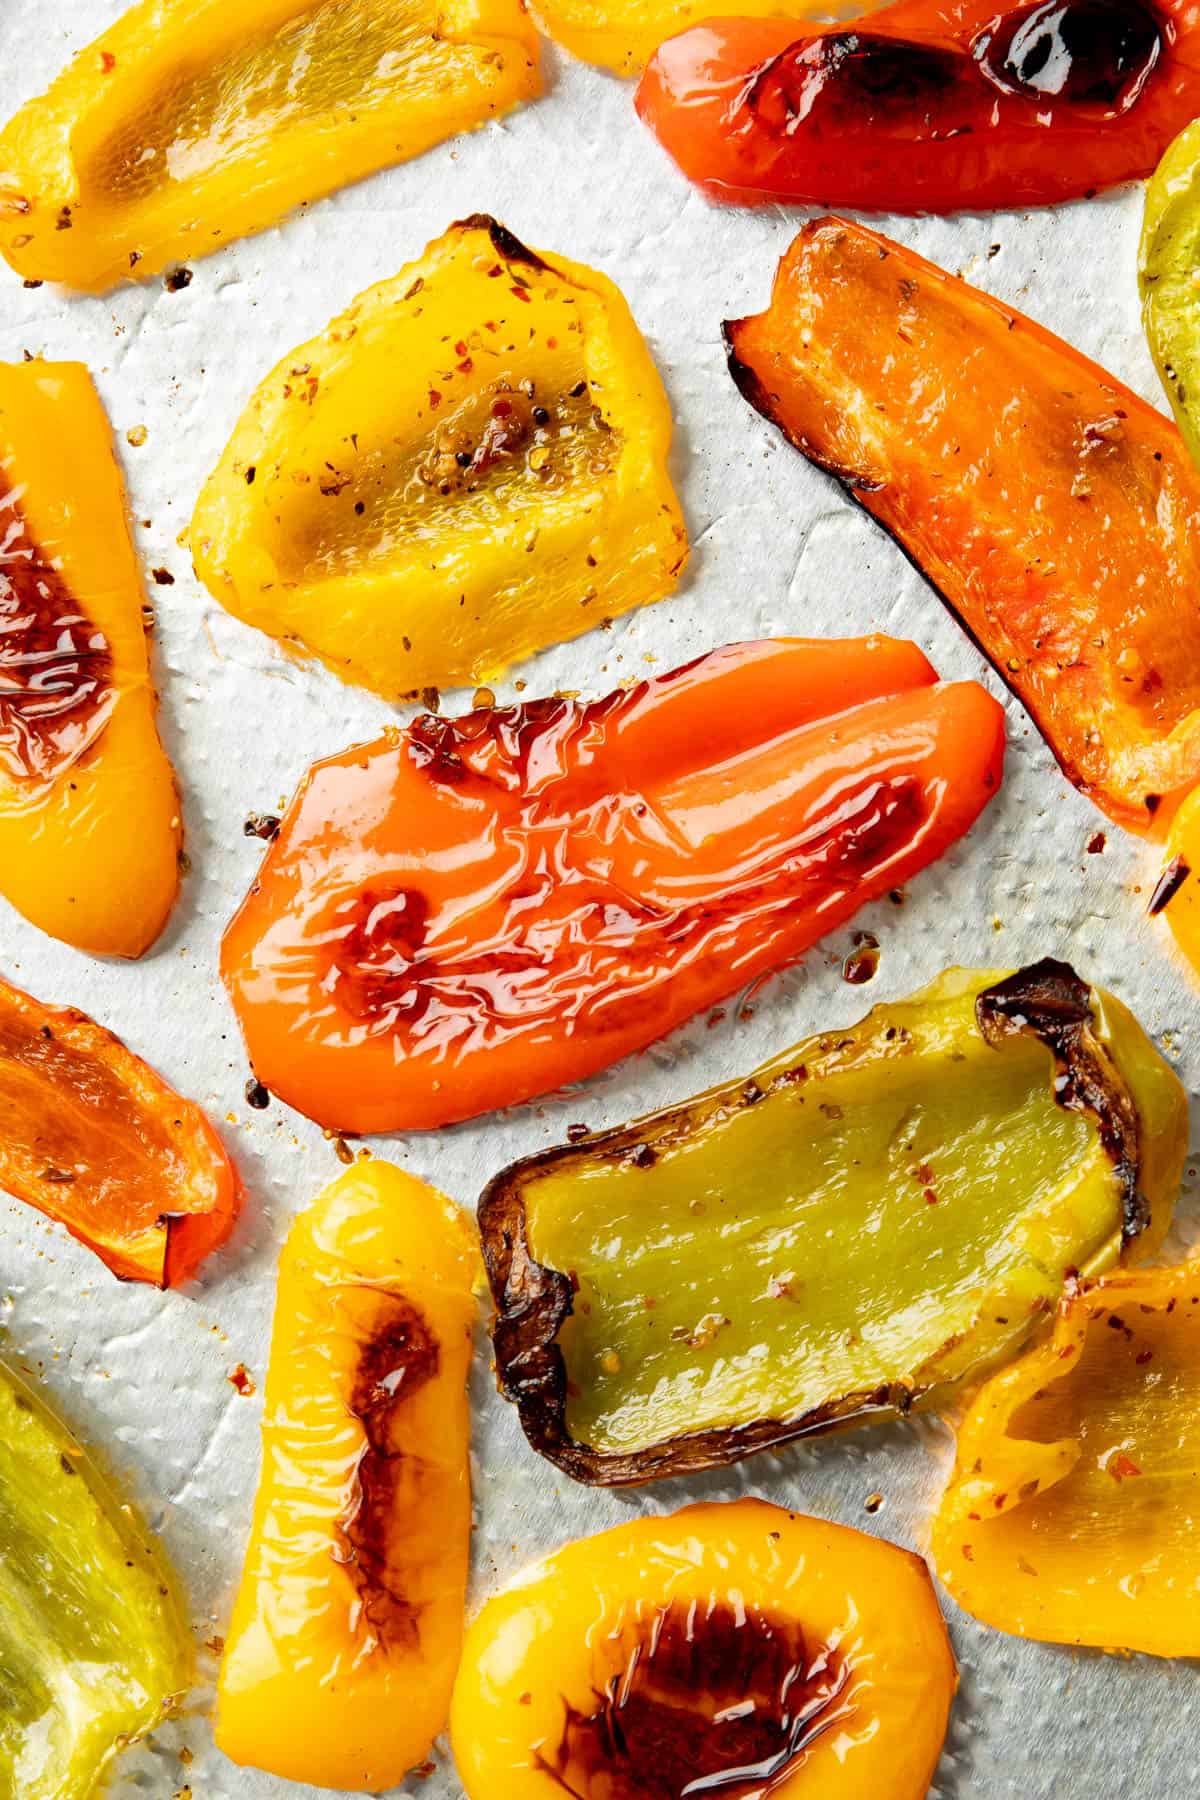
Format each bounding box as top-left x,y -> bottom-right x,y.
2,4 -> 1199,1795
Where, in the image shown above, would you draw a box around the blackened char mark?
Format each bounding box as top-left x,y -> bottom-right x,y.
972,0 -> 1162,112
452,213 -> 552,275
747,32 -> 965,137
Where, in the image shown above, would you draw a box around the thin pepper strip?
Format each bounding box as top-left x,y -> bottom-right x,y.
526,0 -> 814,76
479,961 -> 1186,1485
0,0 -> 540,290
0,970 -> 241,1285
217,1161 -> 476,1790
933,1259 -> 1200,1655
725,217 -> 1200,835
0,1358 -> 190,1798
451,1500 -> 957,1799
221,637 -> 1005,1134
637,0 -> 1200,211
1140,116 -> 1200,470
0,361 -> 181,957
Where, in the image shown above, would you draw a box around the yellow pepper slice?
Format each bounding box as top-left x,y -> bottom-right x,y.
526,0 -> 810,76
0,0 -> 541,290
451,1499 -> 957,1797
0,361 -> 181,957
217,1159 -> 478,1790
933,1260 -> 1200,1655
191,214 -> 687,696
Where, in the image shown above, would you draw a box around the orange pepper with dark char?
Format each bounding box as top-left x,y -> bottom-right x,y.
0,360 -> 181,957
0,970 -> 240,1285
221,637 -> 1005,1134
726,218 -> 1200,836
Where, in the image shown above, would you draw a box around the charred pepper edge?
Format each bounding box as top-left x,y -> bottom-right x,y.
722,304 -> 1163,831
451,212 -> 552,275
478,958 -> 1151,1487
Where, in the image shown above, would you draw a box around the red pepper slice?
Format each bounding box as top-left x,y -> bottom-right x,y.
0,972 -> 241,1285
221,638 -> 1004,1134
636,0 -> 1200,211
725,218 -> 1200,835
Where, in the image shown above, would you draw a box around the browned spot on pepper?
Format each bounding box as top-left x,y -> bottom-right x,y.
330,882 -> 431,1020
0,483 -> 115,784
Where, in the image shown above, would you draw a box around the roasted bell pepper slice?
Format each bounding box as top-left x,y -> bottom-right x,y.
637,0 -> 1200,210
527,0 -> 810,75
1141,117 -> 1200,470
0,361 -> 181,957
726,217 -> 1200,836
0,1357 -> 190,1796
0,0 -> 540,291
191,215 -> 687,697
933,1259 -> 1200,1655
479,960 -> 1185,1485
222,637 -> 1005,1134
451,1498 -> 957,1798
217,1160 -> 476,1790
0,969 -> 240,1285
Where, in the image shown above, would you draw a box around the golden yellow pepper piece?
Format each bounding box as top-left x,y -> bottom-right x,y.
933,1261 -> 1200,1657
0,0 -> 541,291
527,0 -> 819,76
0,361 -> 180,957
217,1159 -> 478,1790
191,214 -> 688,696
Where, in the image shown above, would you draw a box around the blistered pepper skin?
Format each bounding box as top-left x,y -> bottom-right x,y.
933,1261 -> 1200,1656
451,1499 -> 957,1798
0,970 -> 241,1285
480,961 -> 1187,1485
0,361 -> 181,956
192,216 -> 687,697
0,1360 -> 190,1798
726,218 -> 1200,836
638,0 -> 1200,211
217,1161 -> 477,1791
0,0 -> 540,291
221,637 -> 1005,1134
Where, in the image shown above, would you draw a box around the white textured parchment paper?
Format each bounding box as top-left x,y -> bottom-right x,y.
2,4 -> 1200,1795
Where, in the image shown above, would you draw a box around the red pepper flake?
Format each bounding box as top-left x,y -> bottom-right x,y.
1109,1453 -> 1142,1482
510,285 -> 531,303
428,389 -> 442,410
962,1544 -> 975,1561
228,1364 -> 256,1396
1086,831 -> 1106,854
454,340 -> 469,356
924,1188 -> 939,1205
1135,1348 -> 1154,1365
457,357 -> 474,374
99,49 -> 117,71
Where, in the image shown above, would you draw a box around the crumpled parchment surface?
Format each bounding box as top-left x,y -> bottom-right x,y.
1,4 -> 1198,1795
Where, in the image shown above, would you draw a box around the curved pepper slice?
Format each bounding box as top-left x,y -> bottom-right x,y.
1141,118 -> 1200,470
451,1498 -> 956,1798
0,1358 -> 190,1796
527,0 -> 808,76
479,960 -> 1186,1485
637,0 -> 1200,210
192,215 -> 686,697
0,361 -> 181,957
0,0 -> 540,291
933,1260 -> 1200,1655
217,1160 -> 476,1790
222,636 -> 1005,1134
0,970 -> 240,1285
726,217 -> 1200,836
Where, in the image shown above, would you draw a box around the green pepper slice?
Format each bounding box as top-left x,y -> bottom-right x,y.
1141,118 -> 1200,467
0,1360 -> 190,1796
480,961 -> 1186,1486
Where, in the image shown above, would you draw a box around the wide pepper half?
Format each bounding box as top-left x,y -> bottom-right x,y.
0,1358 -> 190,1797
637,0 -> 1200,210
933,1260 -> 1200,1656
479,960 -> 1185,1485
451,1499 -> 957,1799
217,1160 -> 477,1790
191,215 -> 687,697
726,217 -> 1200,836
0,969 -> 241,1285
0,361 -> 181,957
0,0 -> 540,290
221,636 -> 1005,1134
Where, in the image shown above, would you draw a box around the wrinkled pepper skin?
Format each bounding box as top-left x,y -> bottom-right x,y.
933,1261 -> 1200,1655
526,0 -> 809,76
0,0 -> 540,291
480,961 -> 1186,1485
0,970 -> 240,1285
1141,117 -> 1200,469
451,1499 -> 957,1798
192,216 -> 686,697
726,218 -> 1200,836
0,361 -> 181,957
217,1161 -> 477,1791
221,638 -> 1005,1135
637,0 -> 1200,210
0,1359 -> 190,1797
